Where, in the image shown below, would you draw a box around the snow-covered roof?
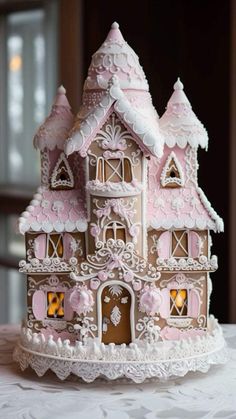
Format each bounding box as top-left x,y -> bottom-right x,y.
19,187 -> 87,234
84,22 -> 149,91
159,78 -> 208,149
65,76 -> 164,158
33,86 -> 74,151
147,185 -> 224,233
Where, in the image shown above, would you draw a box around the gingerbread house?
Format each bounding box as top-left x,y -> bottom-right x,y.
15,22 -> 227,381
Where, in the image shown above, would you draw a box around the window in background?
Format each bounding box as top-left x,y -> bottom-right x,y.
5,6 -> 58,186
0,1 -> 58,324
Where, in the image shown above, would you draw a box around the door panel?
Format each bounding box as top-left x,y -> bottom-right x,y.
101,284 -> 131,344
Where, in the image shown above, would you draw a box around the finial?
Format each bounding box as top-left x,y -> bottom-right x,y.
111,22 -> 119,29
57,85 -> 66,95
174,77 -> 184,91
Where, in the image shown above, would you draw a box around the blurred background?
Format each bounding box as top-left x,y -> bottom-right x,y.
0,0 -> 234,324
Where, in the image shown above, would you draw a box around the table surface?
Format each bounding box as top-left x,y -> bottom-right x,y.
0,324 -> 235,419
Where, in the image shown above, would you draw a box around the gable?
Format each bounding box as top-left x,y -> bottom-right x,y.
94,111 -> 143,153
65,76 -> 164,159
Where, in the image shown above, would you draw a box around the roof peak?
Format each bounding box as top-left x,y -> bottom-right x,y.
159,77 -> 208,149
174,77 -> 184,91
33,86 -> 74,151
111,21 -> 119,29
53,85 -> 71,108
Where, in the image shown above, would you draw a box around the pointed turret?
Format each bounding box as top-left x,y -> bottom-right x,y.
34,86 -> 74,151
159,78 -> 208,149
65,23 -> 163,159
84,22 -> 149,91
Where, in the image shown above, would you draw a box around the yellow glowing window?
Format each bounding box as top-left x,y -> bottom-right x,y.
170,289 -> 188,316
47,292 -> 64,318
47,234 -> 64,258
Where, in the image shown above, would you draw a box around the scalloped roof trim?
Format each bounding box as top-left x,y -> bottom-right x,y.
148,187 -> 224,233
197,187 -> 224,233
65,77 -> 164,159
160,123 -> 209,150
18,187 -> 87,234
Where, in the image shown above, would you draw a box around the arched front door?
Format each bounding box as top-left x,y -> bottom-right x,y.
101,284 -> 132,345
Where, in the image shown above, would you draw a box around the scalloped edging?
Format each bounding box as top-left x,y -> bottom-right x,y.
13,319 -> 228,383
13,341 -> 228,383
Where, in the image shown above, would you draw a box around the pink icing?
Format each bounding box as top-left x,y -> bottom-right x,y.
40,327 -> 76,343
69,286 -> 94,315
22,189 -> 87,233
160,326 -> 206,341
139,285 -> 162,316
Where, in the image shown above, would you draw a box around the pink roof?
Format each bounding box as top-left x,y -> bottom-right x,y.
19,188 -> 87,234
147,155 -> 224,232
84,22 -> 149,91
33,86 -> 74,151
159,79 -> 208,149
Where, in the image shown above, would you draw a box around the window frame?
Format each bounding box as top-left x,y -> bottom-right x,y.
169,288 -> 189,317
104,221 -> 127,242
46,290 -> 65,319
171,230 -> 189,258
96,156 -> 133,183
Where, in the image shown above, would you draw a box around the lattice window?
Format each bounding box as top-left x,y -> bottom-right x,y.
104,221 -> 126,242
170,289 -> 188,316
171,230 -> 188,257
47,291 -> 64,318
47,234 -> 64,258
96,157 -> 132,183
51,153 -> 74,190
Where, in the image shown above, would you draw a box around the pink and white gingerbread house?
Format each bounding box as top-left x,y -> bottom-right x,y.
14,22 -> 227,382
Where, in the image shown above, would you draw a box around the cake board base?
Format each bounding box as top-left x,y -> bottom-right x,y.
13,317 -> 228,383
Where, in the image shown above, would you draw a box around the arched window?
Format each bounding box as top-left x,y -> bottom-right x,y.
96,157 -> 132,183
104,221 -> 126,242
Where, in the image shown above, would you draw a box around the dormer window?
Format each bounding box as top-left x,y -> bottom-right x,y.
104,221 -> 126,242
51,153 -> 74,190
161,152 -> 184,188
96,157 -> 132,183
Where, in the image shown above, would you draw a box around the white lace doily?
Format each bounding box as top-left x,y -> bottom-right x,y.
0,324 -> 235,418
13,317 -> 228,383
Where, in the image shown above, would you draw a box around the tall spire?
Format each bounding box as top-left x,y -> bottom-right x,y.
33,86 -> 74,151
159,78 -> 208,149
84,22 -> 149,91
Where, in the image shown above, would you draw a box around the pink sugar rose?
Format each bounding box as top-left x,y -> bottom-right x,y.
129,224 -> 139,238
139,285 -> 162,316
98,271 -> 108,281
90,224 -> 101,237
69,286 -> 94,315
124,270 -> 134,282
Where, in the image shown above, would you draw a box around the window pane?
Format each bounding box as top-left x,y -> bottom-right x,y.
47,292 -> 64,318
170,289 -> 188,316
7,215 -> 25,258
5,8 -> 57,185
0,268 -> 26,324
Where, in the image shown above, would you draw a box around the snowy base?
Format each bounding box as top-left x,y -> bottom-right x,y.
13,316 -> 228,383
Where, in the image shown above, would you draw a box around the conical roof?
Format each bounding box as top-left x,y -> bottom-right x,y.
159,78 -> 208,149
84,22 -> 149,91
34,86 -> 74,151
